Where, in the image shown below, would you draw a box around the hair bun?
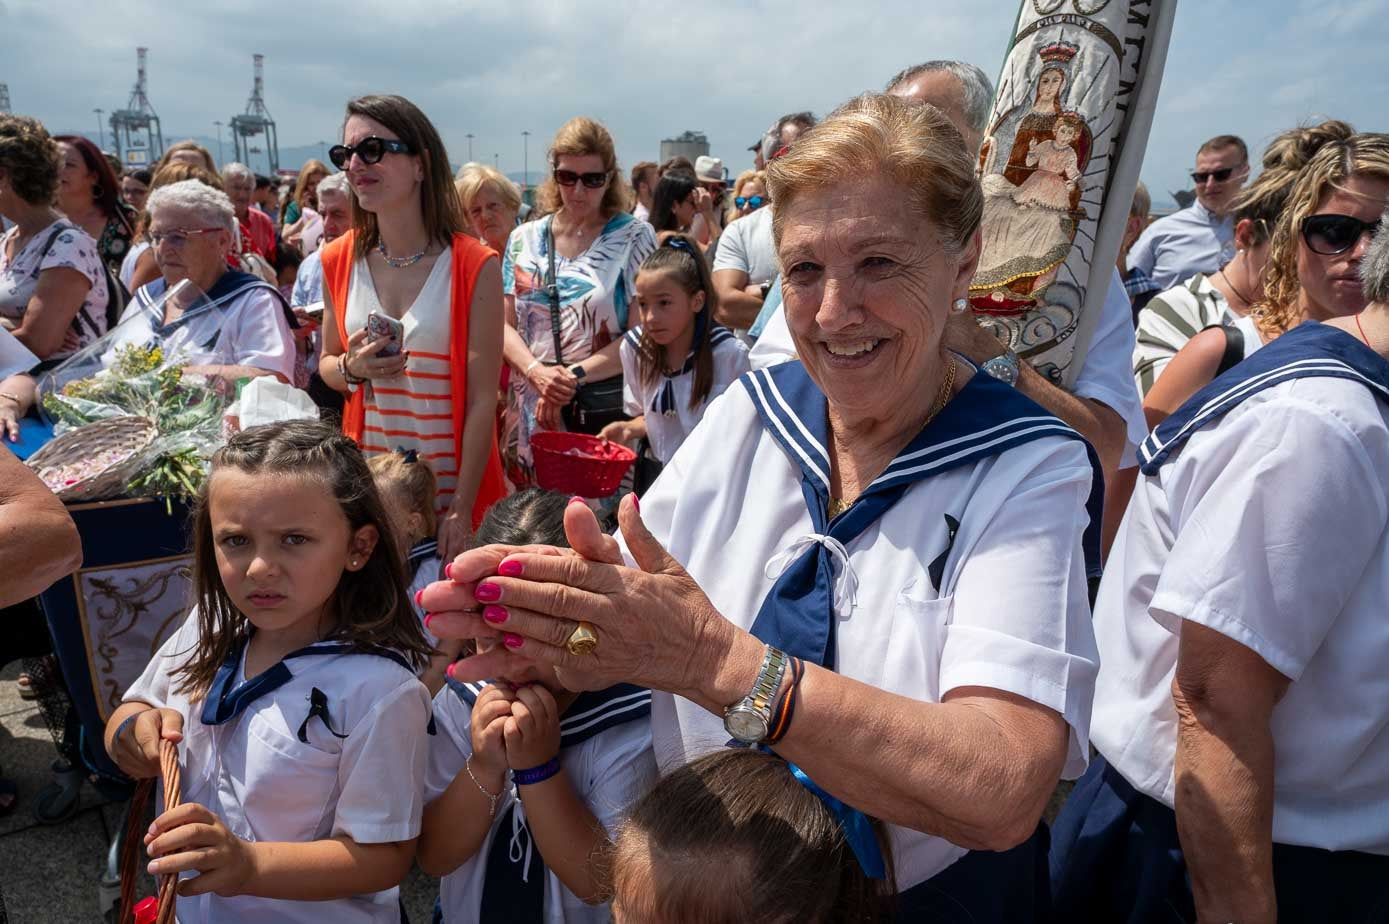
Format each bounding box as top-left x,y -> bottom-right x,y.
1263,119 -> 1356,172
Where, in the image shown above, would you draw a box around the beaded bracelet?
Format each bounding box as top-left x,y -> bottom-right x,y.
765,656 -> 804,746
512,757 -> 561,786
465,755 -> 502,817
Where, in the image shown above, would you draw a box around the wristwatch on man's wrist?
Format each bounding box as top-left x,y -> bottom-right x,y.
723,645 -> 789,744
570,364 -> 587,381
980,348 -> 1021,387
759,281 -> 772,301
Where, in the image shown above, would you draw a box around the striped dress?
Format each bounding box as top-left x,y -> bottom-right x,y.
345,254 -> 459,517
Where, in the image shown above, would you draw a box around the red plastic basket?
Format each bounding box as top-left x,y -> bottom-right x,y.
530,431 -> 636,497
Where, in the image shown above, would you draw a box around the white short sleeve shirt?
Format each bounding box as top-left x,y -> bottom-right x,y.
1092,375 -> 1389,853
712,207 -> 778,286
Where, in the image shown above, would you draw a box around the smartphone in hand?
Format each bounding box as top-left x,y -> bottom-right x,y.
366,311 -> 404,358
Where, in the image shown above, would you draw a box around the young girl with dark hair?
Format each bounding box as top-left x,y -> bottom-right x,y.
104,420 -> 434,922
600,235 -> 749,477
417,489 -> 657,923
611,748 -> 896,923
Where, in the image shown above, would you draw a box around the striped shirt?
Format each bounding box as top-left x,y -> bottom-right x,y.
1132,273 -> 1233,397
346,255 -> 459,516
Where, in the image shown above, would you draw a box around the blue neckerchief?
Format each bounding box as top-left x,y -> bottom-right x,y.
1138,321 -> 1389,475
788,762 -> 887,879
407,538 -> 439,581
741,359 -> 1094,668
199,636 -> 413,727
626,322 -> 733,417
444,679 -> 650,921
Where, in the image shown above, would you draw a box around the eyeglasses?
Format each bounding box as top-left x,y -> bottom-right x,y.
554,169 -> 610,189
149,227 -> 222,248
735,195 -> 769,210
327,136 -> 414,170
1300,213 -> 1382,255
1190,166 -> 1243,185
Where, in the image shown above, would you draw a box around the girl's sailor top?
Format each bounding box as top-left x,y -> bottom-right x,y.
1092,322 -> 1389,854
618,359 -> 1102,889
425,679 -> 656,923
122,611 -> 433,923
619,324 -> 750,465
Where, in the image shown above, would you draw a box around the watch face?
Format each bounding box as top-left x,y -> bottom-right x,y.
724,706 -> 769,743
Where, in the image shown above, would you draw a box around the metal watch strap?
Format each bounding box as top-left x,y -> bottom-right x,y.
748,645 -> 788,712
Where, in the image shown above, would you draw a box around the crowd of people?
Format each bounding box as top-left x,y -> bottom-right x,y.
1,45 -> 1388,924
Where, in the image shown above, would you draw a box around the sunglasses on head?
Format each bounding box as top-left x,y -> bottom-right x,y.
327,136 -> 413,170
1190,166 -> 1241,185
1300,213 -> 1382,256
554,168 -> 609,189
735,195 -> 769,210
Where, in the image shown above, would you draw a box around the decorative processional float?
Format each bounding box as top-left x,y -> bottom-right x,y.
972,0 -> 1176,386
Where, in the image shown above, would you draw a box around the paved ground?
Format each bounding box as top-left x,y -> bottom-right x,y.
0,661 -> 439,923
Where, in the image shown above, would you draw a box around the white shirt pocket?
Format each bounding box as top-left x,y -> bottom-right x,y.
221,712 -> 341,844
879,589 -> 953,703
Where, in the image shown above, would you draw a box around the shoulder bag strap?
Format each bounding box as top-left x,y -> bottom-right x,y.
545,218 -> 564,366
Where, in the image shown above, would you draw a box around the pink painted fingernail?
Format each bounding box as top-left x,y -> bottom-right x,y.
475,582 -> 501,603
569,495 -> 585,506
414,589 -> 425,608
423,613 -> 434,629
633,494 -> 641,514
444,562 -> 454,580
483,605 -> 508,625
446,662 -> 456,678
498,559 -> 523,577
503,633 -> 524,649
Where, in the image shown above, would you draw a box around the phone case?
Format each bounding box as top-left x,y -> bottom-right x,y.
366,312 -> 403,357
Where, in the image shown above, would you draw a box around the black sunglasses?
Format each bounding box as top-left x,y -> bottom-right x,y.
735,195 -> 769,210
554,169 -> 609,189
1300,213 -> 1382,256
328,136 -> 413,170
1190,166 -> 1242,185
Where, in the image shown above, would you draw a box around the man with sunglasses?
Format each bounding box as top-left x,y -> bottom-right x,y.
1127,135 -> 1250,290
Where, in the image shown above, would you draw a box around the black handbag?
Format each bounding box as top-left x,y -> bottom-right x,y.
544,221 -> 628,434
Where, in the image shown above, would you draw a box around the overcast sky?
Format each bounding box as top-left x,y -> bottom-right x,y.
4,0 -> 1386,204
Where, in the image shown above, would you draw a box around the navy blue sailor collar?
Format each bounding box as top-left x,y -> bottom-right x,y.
444,678 -> 651,749
407,538 -> 439,580
136,270 -> 296,338
625,322 -> 736,416
1138,321 -> 1389,475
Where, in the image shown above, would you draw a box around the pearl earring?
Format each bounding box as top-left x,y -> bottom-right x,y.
951,298 -> 969,314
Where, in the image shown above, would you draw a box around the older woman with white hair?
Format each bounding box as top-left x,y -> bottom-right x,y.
1051,210 -> 1389,922
119,179 -> 297,385
422,94 -> 1101,919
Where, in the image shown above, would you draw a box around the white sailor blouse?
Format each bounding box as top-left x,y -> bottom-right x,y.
122,612 -> 433,923
621,359 -> 1102,889
1092,321 -> 1389,854
425,679 -> 656,923
619,323 -> 750,465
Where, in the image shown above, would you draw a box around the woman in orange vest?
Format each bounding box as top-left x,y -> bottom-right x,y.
318,94 -> 506,567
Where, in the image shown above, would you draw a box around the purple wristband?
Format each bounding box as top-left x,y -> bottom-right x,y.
512,757 -> 561,786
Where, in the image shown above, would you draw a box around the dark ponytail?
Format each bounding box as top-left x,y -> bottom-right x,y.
634,234 -> 721,409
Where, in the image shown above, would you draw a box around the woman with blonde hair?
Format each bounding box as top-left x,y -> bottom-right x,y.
500,116 -> 655,484
153,139 -> 216,174
318,94 -> 507,564
726,168 -> 768,225
455,163 -> 521,256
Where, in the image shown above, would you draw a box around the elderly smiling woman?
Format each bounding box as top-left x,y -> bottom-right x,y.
118,179 -> 297,385
422,94 -> 1101,919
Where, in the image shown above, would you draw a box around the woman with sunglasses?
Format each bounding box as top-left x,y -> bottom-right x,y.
318,94 -> 507,566
1139,129 -> 1389,435
499,116 -> 655,486
1052,213 -> 1389,923
725,169 -> 769,225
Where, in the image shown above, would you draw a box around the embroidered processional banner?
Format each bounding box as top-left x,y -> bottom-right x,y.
972,0 -> 1177,386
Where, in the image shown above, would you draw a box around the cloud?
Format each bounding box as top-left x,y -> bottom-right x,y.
4,0 -> 1386,207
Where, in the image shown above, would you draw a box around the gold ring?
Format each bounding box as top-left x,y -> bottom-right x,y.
565,621 -> 599,656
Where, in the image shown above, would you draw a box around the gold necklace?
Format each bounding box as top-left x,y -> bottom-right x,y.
829,358 -> 957,518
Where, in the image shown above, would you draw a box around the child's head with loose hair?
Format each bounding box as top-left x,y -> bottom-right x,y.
633,235 -> 720,410
368,448 -> 439,553
610,748 -> 895,924
178,420 -> 432,697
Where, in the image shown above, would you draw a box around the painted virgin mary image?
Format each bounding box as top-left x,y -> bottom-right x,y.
973,41 -> 1094,311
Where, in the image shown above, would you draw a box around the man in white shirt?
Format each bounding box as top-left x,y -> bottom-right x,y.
630,161 -> 657,223
751,60 -> 1144,491
1127,135 -> 1249,289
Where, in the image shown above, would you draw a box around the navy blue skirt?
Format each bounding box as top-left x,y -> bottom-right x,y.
1050,754 -> 1389,924
897,824 -> 1050,922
